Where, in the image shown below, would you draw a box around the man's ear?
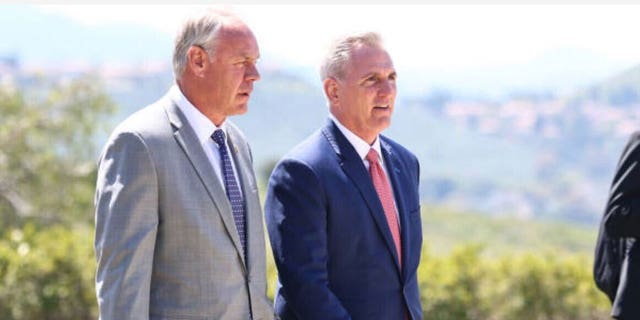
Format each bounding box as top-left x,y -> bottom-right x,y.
323,78 -> 340,105
186,46 -> 209,78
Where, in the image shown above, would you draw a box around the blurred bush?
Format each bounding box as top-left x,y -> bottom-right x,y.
0,229 -> 611,320
0,77 -> 613,319
0,225 -> 97,319
418,244 -> 611,320
0,75 -> 115,229
0,75 -> 113,319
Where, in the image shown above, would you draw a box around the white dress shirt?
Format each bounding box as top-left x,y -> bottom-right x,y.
170,85 -> 242,194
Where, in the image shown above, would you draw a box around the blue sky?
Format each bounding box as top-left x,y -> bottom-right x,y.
38,4 -> 640,70
11,4 -> 640,97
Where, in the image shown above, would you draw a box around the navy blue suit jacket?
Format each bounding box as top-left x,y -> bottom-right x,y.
595,131 -> 640,319
265,119 -> 423,320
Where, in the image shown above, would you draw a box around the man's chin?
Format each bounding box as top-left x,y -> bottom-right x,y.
231,104 -> 249,116
373,117 -> 392,129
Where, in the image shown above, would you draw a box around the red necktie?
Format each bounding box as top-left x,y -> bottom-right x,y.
366,148 -> 402,267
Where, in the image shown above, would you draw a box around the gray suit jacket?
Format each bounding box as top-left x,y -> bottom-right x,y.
94,90 -> 273,320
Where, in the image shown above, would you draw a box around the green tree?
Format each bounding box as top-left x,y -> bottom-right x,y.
0,76 -> 615,320
0,75 -> 115,228
419,244 -> 611,320
0,225 -> 96,319
0,75 -> 114,319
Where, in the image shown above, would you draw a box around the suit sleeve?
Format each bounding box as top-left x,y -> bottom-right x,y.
604,132 -> 640,238
265,159 -> 351,320
94,131 -> 159,319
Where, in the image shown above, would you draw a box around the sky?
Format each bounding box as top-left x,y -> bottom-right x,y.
37,4 -> 640,71
23,4 -> 640,97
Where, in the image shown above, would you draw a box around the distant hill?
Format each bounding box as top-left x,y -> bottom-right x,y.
7,4 -> 640,226
0,5 -> 172,65
94,65 -> 619,226
419,47 -> 628,100
572,63 -> 640,106
422,205 -> 598,256
0,5 -> 633,99
233,70 -> 328,169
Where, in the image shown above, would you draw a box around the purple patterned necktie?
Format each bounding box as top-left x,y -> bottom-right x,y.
212,129 -> 246,259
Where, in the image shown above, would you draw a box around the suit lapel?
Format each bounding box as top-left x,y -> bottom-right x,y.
322,120 -> 402,273
381,139 -> 410,279
164,101 -> 247,268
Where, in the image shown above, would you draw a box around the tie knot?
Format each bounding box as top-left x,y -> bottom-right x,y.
366,148 -> 380,164
212,129 -> 226,147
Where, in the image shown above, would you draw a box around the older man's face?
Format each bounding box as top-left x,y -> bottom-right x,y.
332,45 -> 397,144
204,22 -> 261,120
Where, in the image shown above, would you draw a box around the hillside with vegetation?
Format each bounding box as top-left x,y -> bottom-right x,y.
0,76 -> 614,319
422,205 -> 599,256
572,63 -> 640,106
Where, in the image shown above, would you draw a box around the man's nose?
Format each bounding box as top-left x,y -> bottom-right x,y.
246,63 -> 260,81
378,79 -> 395,97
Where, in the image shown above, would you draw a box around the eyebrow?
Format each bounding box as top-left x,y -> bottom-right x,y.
240,53 -> 260,61
361,70 -> 397,79
233,55 -> 259,63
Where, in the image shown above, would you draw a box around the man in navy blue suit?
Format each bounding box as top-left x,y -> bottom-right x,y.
264,32 -> 423,320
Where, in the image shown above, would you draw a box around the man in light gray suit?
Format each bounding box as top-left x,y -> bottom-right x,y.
94,9 -> 273,320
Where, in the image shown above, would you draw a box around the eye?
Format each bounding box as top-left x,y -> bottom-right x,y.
388,73 -> 397,81
237,58 -> 258,68
363,75 -> 377,84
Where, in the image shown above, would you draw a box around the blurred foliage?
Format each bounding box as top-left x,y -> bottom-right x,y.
417,206 -> 610,319
417,244 -> 610,320
0,78 -> 613,319
1,225 -> 610,320
0,75 -> 113,319
264,240 -> 611,320
263,208 -> 612,319
422,205 -> 598,256
0,75 -> 115,228
0,225 -> 97,319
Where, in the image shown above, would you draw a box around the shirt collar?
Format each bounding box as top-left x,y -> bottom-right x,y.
170,85 -> 228,144
329,113 -> 383,163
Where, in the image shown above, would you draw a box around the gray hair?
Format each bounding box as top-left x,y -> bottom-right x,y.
320,32 -> 383,80
173,9 -> 237,80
